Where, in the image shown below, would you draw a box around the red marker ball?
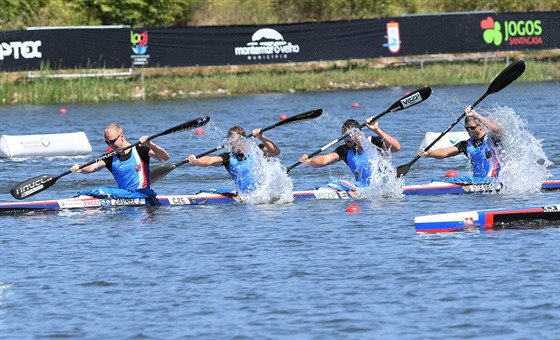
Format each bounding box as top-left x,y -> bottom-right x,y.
346,205 -> 361,213
445,170 -> 458,178
59,108 -> 68,114
195,128 -> 205,135
279,115 -> 288,121
107,147 -> 113,152
404,92 -> 410,96
352,102 -> 360,108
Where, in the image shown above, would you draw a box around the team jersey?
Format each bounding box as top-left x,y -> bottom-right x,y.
455,134 -> 501,178
103,145 -> 152,190
334,136 -> 384,186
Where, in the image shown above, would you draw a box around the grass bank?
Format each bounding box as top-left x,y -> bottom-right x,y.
1,51 -> 559,105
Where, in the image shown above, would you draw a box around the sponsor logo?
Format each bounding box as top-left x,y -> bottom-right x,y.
463,183 -> 494,192
82,199 -> 101,207
383,22 -> 401,53
131,31 -> 148,54
131,30 -> 150,66
543,205 -> 560,213
0,40 -> 42,60
400,92 -> 421,108
41,137 -> 50,147
17,177 -> 51,197
480,16 -> 543,46
234,28 -> 300,61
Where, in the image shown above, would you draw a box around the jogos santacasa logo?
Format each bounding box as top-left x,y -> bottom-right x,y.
480,16 -> 543,46
131,31 -> 148,54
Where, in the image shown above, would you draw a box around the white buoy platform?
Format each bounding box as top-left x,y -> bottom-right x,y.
0,132 -> 92,158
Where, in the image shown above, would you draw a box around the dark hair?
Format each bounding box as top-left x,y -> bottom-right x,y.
464,116 -> 478,125
227,125 -> 247,138
342,119 -> 360,134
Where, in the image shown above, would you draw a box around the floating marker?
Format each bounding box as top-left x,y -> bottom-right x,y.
279,115 -> 288,120
352,102 -> 360,108
59,108 -> 68,114
195,128 -> 205,135
445,170 -> 459,178
346,205 -> 361,213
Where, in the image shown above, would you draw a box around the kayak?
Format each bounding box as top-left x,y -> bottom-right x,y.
1,180 -> 558,213
402,179 -> 560,195
415,204 -> 560,233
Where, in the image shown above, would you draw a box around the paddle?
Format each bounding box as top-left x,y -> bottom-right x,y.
286,86 -> 432,173
395,59 -> 526,178
10,116 -> 211,200
150,108 -> 324,183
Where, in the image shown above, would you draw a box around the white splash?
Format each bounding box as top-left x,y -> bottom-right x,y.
353,130 -> 404,199
235,138 -> 294,204
488,106 -> 552,193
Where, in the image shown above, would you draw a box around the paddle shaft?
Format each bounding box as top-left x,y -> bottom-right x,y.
396,60 -> 526,178
10,116 -> 210,199
286,86 -> 432,173
150,108 -> 324,183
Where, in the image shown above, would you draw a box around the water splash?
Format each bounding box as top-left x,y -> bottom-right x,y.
352,130 -> 404,199
488,106 -> 552,193
235,139 -> 294,205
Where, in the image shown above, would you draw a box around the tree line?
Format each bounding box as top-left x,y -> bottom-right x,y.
1,0 -> 558,30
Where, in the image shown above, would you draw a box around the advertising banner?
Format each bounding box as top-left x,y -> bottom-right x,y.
1,12 -> 558,71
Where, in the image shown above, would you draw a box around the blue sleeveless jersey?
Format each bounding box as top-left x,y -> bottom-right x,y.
346,149 -> 372,187
465,136 -> 501,178
227,152 -> 256,192
111,147 -> 150,190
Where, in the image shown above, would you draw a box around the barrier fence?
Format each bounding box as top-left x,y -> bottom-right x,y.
1,11 -> 558,72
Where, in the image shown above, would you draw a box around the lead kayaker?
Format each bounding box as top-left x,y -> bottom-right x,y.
186,125 -> 280,193
417,106 -> 502,182
70,123 -> 170,198
298,117 -> 401,189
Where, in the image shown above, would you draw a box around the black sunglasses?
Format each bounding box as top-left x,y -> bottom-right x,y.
105,134 -> 121,145
465,125 -> 479,131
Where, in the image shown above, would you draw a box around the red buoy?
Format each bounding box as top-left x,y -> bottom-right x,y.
195,128 -> 205,135
279,115 -> 288,120
352,102 -> 360,108
445,170 -> 459,178
346,205 -> 361,213
59,108 -> 68,114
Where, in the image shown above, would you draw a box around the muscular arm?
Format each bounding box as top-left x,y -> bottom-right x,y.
365,119 -> 400,152
418,145 -> 461,159
252,129 -> 280,157
71,160 -> 105,174
299,152 -> 340,168
187,154 -> 224,167
140,137 -> 170,162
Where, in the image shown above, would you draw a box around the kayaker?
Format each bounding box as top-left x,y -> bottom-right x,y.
186,125 -> 280,193
417,106 -> 502,182
70,123 -> 170,198
298,117 -> 401,188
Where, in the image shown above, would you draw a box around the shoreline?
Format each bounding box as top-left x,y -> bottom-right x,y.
1,51 -> 559,105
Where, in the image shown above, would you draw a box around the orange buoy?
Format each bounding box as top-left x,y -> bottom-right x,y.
352,102 -> 360,108
445,170 -> 459,178
279,115 -> 288,120
195,128 -> 205,135
345,205 -> 361,213
59,108 -> 68,114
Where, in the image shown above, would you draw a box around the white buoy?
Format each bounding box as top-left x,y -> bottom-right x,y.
0,132 -> 92,158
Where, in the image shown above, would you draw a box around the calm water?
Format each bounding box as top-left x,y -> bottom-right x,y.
1,81 -> 559,339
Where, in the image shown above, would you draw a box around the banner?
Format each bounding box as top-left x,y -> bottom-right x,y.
1,12 -> 558,71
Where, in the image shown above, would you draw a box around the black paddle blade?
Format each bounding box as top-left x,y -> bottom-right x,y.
263,108 -> 323,132
10,174 -> 60,199
150,164 -> 176,183
487,60 -> 526,95
388,86 -> 432,112
159,115 -> 210,136
396,162 -> 413,178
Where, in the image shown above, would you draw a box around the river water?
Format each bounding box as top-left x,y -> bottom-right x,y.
1,81 -> 559,339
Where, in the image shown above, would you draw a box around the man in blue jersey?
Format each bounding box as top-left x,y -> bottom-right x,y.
418,106 -> 502,181
298,117 -> 401,188
70,123 -> 170,198
186,125 -> 280,193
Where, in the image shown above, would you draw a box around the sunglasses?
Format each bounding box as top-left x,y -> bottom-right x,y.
465,125 -> 479,131
105,134 -> 121,145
